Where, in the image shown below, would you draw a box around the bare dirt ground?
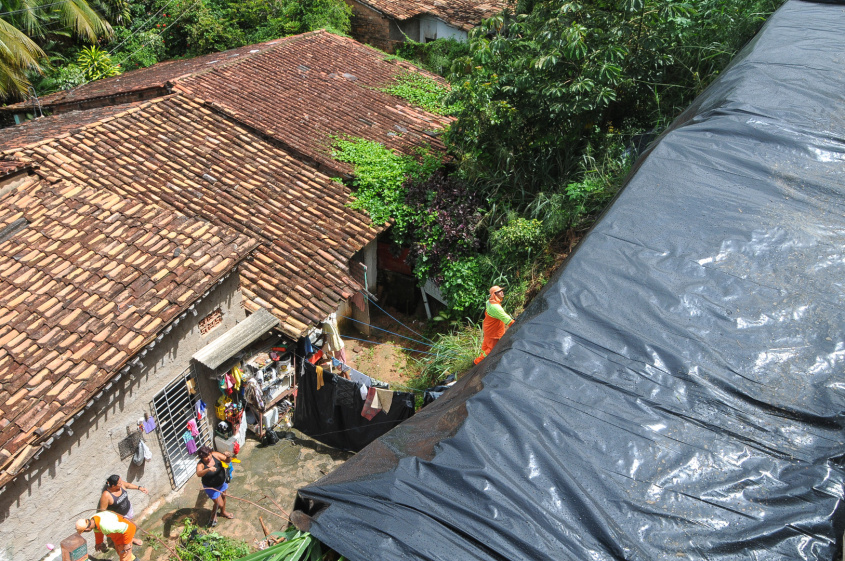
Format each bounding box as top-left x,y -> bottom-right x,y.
88,308 -> 431,560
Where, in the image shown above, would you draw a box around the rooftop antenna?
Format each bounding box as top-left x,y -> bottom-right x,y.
27,85 -> 43,119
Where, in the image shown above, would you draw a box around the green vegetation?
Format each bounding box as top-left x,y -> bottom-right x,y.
378,71 -> 453,115
13,0 -> 352,100
411,320 -> 481,391
0,0 -> 112,98
331,136 -> 440,237
388,0 -> 784,381
234,527 -> 343,561
173,519 -> 251,561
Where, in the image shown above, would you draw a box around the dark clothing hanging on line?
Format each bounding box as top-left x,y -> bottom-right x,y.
294,361 -> 414,452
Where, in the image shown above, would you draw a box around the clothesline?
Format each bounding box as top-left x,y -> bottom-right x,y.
340,335 -> 442,356
362,290 -> 436,345
339,315 -> 438,349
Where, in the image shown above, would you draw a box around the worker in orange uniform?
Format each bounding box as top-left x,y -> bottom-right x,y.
474,286 -> 515,365
76,511 -> 137,561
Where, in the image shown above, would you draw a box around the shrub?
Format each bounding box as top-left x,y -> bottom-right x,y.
489,216 -> 547,272
174,519 -> 251,561
404,170 -> 483,283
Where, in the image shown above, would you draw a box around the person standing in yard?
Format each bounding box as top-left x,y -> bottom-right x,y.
196,445 -> 234,527
76,511 -> 137,561
474,286 -> 515,365
98,474 -> 147,545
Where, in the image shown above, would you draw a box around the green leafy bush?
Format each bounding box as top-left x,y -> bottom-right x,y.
110,28 -> 165,70
379,71 -> 453,115
394,38 -> 470,77
331,136 -> 440,237
489,216 -> 546,270
439,255 -> 486,315
77,46 -> 121,81
174,519 -> 251,561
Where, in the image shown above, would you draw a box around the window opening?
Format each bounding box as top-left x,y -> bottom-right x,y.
152,367 -> 210,489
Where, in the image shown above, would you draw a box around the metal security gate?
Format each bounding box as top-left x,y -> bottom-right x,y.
153,367 -> 210,489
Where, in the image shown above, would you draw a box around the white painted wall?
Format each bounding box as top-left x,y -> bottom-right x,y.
0,273 -> 245,561
419,16 -> 468,42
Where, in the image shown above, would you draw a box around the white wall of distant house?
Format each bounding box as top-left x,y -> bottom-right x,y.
0,273 -> 245,561
419,16 -> 467,42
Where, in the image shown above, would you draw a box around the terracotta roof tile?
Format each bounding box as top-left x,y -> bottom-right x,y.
6,95 -> 381,341
0,32 -> 450,176
0,174 -> 257,485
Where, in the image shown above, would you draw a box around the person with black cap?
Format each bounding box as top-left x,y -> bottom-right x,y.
98,475 -> 147,546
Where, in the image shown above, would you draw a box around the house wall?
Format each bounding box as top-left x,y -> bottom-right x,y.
419,15 -> 468,42
345,0 -> 395,52
0,273 -> 245,561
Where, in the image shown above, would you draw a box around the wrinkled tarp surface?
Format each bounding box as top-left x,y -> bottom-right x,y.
294,361 -> 415,451
292,2 -> 845,559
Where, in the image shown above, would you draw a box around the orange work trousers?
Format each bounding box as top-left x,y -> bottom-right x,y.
474,312 -> 507,364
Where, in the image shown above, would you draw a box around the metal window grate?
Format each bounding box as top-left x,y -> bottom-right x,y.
152,367 -> 210,489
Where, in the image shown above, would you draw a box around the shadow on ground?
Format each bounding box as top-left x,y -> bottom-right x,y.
121,430 -> 352,560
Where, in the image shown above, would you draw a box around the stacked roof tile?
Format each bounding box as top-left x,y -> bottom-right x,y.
356,0 -> 507,30
172,31 -> 451,174
2,31 -> 451,175
0,172 -> 256,486
0,95 -> 383,337
0,40 -> 291,113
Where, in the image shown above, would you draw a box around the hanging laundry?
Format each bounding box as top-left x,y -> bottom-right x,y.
322,313 -> 345,354
294,361 -> 414,452
333,377 -> 358,408
232,367 -> 243,391
296,336 -> 314,359
361,387 -> 382,420
186,378 -> 197,395
182,431 -> 197,455
375,388 -> 394,414
316,366 -> 324,391
195,400 -> 207,421
334,359 -> 373,399
224,372 -> 235,394
187,419 -> 199,437
142,416 -> 156,433
244,378 -> 265,411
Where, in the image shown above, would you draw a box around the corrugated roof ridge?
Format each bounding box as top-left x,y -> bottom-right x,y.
0,95 -> 178,156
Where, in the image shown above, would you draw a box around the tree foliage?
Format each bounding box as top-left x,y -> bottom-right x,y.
446,0 -> 782,201
0,0 -> 112,98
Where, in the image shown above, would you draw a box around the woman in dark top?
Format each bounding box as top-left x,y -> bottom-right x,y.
98,475 -> 147,546
196,445 -> 234,527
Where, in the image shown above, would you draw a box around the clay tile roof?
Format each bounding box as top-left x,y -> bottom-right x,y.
2,94 -> 383,340
0,174 -> 256,487
357,0 -> 507,29
0,104 -> 147,153
0,31 -> 451,176
0,39 -> 290,112
0,159 -> 31,177
172,31 -> 451,175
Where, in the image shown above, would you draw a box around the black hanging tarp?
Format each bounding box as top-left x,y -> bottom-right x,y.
294,361 -> 414,451
292,2 -> 845,559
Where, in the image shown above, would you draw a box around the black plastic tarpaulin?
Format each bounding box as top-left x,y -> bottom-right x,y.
291,2 -> 845,559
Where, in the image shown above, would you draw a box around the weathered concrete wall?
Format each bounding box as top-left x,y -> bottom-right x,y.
345,0 -> 396,52
0,272 -> 245,561
419,15 -> 467,42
